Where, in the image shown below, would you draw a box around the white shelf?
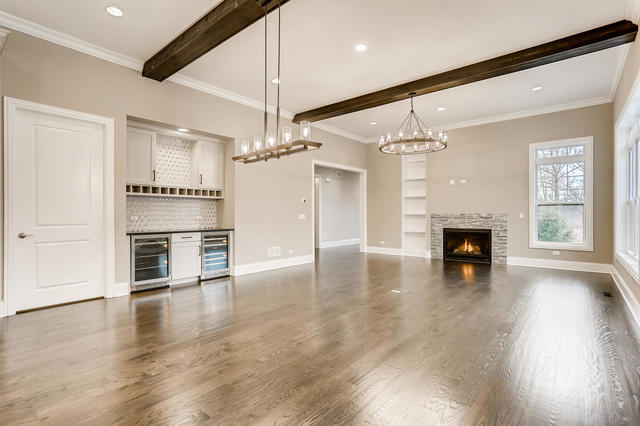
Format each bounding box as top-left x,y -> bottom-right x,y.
404,212 -> 426,216
126,184 -> 223,200
402,155 -> 427,252
404,230 -> 426,234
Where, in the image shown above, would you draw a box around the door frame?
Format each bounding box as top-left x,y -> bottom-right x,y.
311,160 -> 367,260
2,97 -> 115,317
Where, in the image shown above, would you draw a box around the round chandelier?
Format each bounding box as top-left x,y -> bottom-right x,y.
378,92 -> 449,155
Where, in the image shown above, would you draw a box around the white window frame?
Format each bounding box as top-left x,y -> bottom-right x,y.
528,137 -> 594,251
625,131 -> 639,259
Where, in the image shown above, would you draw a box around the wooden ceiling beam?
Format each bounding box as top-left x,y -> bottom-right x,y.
292,20 -> 638,123
143,0 -> 290,82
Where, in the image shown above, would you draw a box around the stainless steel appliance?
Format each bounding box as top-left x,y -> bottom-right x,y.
201,231 -> 230,279
131,234 -> 171,290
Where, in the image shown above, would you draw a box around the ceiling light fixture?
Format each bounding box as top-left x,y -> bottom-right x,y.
369,121 -> 377,125
105,6 -> 124,17
531,86 -> 543,92
232,1 -> 321,164
437,106 -> 446,112
355,43 -> 367,52
177,128 -> 189,132
378,92 -> 448,155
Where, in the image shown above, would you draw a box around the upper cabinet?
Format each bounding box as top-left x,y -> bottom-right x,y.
195,141 -> 224,190
127,128 -> 157,185
126,126 -> 225,198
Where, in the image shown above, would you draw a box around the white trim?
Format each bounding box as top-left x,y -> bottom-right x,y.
0,28 -> 9,53
611,265 -> 640,331
402,248 -> 431,258
109,282 -> 130,299
528,136 -> 594,252
232,255 -> 313,276
366,246 -> 404,256
507,256 -> 611,273
609,44 -> 630,101
616,252 -> 640,282
0,11 -> 371,144
3,97 -> 116,315
312,160 -> 367,259
439,97 -> 612,133
318,238 -> 360,249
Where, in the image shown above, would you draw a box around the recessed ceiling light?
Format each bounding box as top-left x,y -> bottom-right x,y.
271,78 -> 280,84
178,128 -> 189,132
531,86 -> 543,92
369,121 -> 377,125
437,106 -> 446,112
390,289 -> 401,293
105,6 -> 124,17
355,43 -> 367,52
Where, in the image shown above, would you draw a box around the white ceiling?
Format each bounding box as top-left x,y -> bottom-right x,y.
0,0 -> 636,141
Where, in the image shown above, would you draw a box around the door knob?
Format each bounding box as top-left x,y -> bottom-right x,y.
18,232 -> 34,239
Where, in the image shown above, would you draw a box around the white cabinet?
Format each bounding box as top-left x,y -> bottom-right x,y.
127,128 -> 157,185
170,233 -> 202,281
194,141 -> 224,190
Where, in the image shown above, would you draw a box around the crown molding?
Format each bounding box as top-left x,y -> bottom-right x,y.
0,10 -> 370,143
0,28 -> 9,53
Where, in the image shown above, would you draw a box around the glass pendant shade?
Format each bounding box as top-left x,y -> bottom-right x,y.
253,135 -> 263,152
378,93 -> 449,155
281,126 -> 292,144
300,121 -> 311,141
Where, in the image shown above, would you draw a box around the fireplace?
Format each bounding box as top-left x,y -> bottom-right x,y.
443,228 -> 492,264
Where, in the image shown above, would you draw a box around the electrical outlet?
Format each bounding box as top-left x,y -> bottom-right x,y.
267,247 -> 281,257
288,249 -> 293,254
460,179 -> 467,184
449,179 -> 455,185
336,170 -> 343,177
552,250 -> 560,256
298,213 -> 306,220
380,240 -> 386,245
519,212 -> 524,219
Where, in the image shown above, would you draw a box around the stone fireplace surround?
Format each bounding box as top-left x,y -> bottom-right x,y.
430,213 -> 507,264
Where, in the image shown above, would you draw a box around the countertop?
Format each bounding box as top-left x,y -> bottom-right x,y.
127,228 -> 234,236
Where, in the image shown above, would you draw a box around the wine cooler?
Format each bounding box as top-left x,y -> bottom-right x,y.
201,231 -> 231,279
130,234 -> 171,290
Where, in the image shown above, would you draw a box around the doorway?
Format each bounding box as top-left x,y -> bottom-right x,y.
312,160 -> 367,258
3,98 -> 115,315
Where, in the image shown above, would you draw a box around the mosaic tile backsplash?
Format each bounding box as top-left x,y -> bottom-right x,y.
127,196 -> 217,233
155,135 -> 194,187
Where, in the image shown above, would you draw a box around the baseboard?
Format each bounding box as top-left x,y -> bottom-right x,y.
106,281 -> 130,298
319,238 -> 360,249
402,248 -> 431,258
507,257 -> 612,274
611,266 -> 640,332
232,255 -> 314,276
0,300 -> 6,318
365,246 -> 403,256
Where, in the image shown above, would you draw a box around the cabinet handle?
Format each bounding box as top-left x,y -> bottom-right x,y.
200,173 -> 203,185
153,169 -> 156,182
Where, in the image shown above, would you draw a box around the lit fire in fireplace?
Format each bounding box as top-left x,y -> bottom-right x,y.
453,239 -> 482,255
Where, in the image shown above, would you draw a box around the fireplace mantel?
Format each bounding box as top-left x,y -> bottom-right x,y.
431,213 -> 507,264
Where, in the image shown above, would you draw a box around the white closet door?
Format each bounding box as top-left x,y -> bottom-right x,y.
7,102 -> 107,311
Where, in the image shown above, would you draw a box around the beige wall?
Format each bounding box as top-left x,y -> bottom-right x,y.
368,103 -> 614,264
366,143 -> 402,248
1,29 -> 365,285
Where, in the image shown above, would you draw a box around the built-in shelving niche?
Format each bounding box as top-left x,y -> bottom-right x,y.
126,184 -> 223,200
402,154 -> 427,255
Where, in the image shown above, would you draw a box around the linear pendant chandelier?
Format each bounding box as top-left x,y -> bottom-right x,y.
378,92 -> 448,155
232,0 -> 321,164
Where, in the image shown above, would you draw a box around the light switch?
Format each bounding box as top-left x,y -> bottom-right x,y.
460,179 -> 467,184
449,179 -> 455,185
552,250 -> 560,256
519,212 -> 524,219
298,213 -> 306,220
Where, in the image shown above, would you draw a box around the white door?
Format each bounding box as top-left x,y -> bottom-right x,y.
6,99 -> 110,312
127,128 -> 156,185
198,141 -> 224,190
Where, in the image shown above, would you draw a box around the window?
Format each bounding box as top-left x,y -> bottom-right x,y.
626,128 -> 639,258
529,137 -> 593,251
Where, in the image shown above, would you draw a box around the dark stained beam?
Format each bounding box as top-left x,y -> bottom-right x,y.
293,20 -> 638,123
143,0 -> 290,82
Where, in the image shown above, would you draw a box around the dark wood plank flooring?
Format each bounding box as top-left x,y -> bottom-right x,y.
1,246 -> 639,425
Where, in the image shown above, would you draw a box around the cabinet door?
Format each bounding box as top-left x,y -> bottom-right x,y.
171,243 -> 202,280
127,128 -> 156,184
198,142 -> 224,190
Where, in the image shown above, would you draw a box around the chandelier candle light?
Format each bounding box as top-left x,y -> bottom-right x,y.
378,92 -> 449,155
232,0 -> 321,164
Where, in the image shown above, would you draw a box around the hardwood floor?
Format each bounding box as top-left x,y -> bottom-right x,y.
1,246 -> 639,425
